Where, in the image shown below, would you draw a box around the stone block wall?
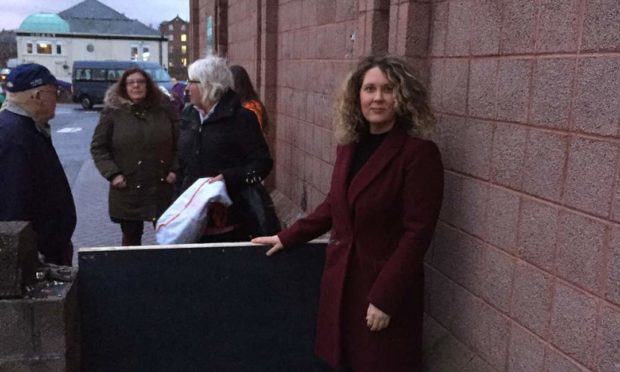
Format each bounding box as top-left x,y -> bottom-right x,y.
0,284 -> 80,372
0,222 -> 79,372
266,0 -> 359,213
426,0 -> 620,370
192,0 -> 620,370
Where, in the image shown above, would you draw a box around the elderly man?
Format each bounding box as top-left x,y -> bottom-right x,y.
0,63 -> 76,266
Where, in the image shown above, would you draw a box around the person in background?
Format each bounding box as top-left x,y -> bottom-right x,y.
252,55 -> 444,372
178,55 -> 273,242
230,64 -> 269,133
91,68 -> 179,246
169,77 -> 186,114
0,63 -> 76,265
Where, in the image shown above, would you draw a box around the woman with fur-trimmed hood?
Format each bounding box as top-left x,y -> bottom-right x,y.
91,68 -> 180,246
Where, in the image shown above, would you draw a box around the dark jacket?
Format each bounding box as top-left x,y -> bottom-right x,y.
0,108 -> 76,264
170,82 -> 186,114
91,91 -> 180,222
178,89 -> 273,236
279,126 -> 444,372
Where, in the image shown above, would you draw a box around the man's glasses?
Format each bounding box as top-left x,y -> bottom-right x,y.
126,79 -> 146,86
187,79 -> 200,84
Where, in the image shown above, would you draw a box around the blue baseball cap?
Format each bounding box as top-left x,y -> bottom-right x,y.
6,63 -> 58,92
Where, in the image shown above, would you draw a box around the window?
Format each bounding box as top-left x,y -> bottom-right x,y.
145,68 -> 170,82
142,46 -> 150,61
75,68 -> 92,81
181,57 -> 187,67
168,24 -> 174,31
169,61 -> 174,68
131,46 -> 139,60
206,16 -> 214,53
106,70 -> 121,81
92,68 -> 107,81
56,42 -> 62,54
37,41 -> 52,54
181,34 -> 187,42
27,42 -> 33,54
168,34 -> 174,41
181,24 -> 186,31
169,45 -> 174,53
181,45 -> 187,54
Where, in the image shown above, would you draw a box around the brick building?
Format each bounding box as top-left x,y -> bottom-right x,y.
189,1 -> 620,370
159,16 -> 190,80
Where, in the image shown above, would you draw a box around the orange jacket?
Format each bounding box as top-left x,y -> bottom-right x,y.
242,100 -> 264,130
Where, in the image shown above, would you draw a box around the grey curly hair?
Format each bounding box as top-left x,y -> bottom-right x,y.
188,54 -> 233,107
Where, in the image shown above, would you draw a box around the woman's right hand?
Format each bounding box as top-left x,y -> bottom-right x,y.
111,174 -> 127,189
251,235 -> 284,256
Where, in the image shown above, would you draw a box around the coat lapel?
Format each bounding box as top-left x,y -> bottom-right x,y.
347,126 -> 406,206
330,143 -> 356,231
333,144 -> 355,200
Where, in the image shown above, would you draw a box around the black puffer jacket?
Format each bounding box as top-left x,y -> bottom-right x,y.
178,89 -> 273,236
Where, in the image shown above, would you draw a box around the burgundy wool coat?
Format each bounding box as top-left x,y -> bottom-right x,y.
278,125 -> 444,372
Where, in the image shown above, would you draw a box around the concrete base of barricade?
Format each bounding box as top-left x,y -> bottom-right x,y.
0,221 -> 80,372
0,279 -> 80,372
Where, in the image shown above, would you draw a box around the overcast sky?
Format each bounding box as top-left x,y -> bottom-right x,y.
0,0 -> 189,31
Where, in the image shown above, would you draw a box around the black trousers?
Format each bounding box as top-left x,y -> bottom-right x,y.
117,219 -> 155,246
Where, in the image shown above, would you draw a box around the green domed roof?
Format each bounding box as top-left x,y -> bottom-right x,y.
19,13 -> 70,33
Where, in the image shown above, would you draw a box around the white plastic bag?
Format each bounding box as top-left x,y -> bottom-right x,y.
155,178 -> 232,245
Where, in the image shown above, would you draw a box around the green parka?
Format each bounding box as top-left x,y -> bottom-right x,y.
91,90 -> 180,222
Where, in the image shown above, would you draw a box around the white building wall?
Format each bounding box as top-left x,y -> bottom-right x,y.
16,34 -> 168,81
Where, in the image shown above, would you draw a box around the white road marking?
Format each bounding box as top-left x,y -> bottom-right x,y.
55,108 -> 73,115
57,127 -> 83,133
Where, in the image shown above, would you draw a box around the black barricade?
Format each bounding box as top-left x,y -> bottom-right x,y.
78,242 -> 328,372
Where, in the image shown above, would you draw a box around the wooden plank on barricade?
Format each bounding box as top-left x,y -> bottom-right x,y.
78,241 -> 328,372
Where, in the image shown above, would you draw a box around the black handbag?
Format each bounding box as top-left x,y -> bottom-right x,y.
237,171 -> 281,238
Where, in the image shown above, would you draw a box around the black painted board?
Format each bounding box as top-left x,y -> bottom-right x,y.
78,243 -> 329,372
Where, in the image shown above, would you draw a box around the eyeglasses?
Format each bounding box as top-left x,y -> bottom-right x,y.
126,79 -> 146,86
187,79 -> 200,85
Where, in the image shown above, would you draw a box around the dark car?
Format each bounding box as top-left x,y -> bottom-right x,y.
71,60 -> 172,109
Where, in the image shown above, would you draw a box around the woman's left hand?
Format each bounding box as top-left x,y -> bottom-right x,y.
165,171 -> 176,184
366,303 -> 390,331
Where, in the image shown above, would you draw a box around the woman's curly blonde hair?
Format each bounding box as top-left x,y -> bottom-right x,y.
335,55 -> 436,144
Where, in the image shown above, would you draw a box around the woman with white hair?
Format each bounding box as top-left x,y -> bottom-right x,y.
177,55 -> 273,242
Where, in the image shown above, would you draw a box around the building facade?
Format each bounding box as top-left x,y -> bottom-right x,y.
0,30 -> 17,68
15,0 -> 168,81
190,1 -> 620,371
159,16 -> 190,80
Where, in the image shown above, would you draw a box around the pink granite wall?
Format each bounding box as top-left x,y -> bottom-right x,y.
268,0 -> 358,212
197,0 -> 620,369
425,0 -> 620,370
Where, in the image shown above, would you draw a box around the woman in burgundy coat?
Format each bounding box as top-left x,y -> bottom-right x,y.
253,56 -> 443,372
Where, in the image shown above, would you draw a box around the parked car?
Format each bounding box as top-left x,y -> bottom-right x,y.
71,60 -> 172,109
